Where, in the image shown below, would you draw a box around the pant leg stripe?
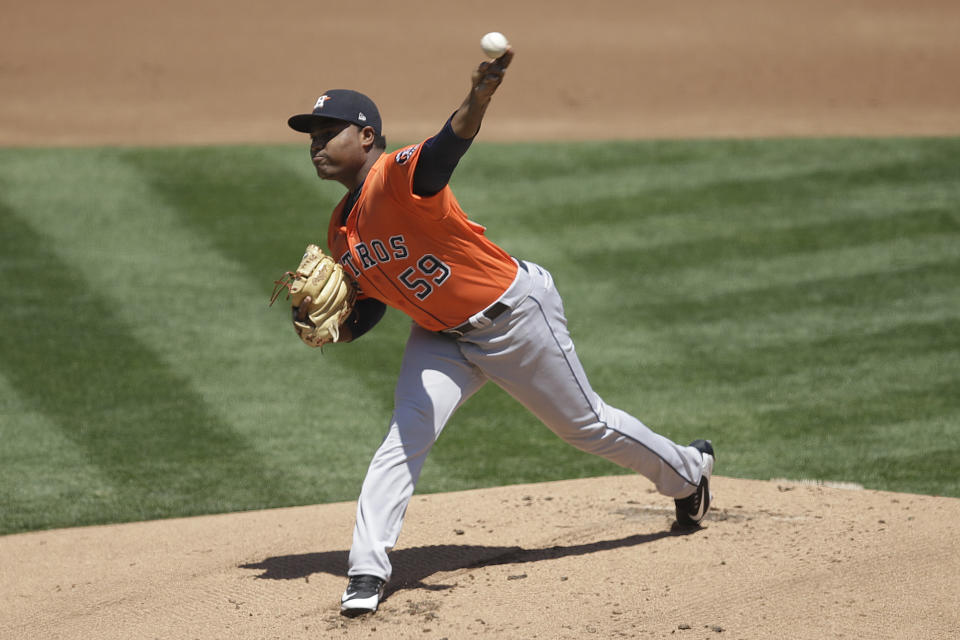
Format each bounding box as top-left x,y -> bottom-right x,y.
529,295 -> 697,490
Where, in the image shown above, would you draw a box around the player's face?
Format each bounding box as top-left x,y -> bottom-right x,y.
309,121 -> 362,182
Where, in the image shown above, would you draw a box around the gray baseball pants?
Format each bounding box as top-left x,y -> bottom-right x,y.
347,260 -> 706,581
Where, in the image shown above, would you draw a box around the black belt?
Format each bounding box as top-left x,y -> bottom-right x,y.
443,302 -> 510,337
441,261 -> 526,337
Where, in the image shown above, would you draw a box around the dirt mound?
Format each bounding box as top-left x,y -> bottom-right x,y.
2,476 -> 958,639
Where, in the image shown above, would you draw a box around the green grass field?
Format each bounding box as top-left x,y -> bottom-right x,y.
1,137 -> 958,535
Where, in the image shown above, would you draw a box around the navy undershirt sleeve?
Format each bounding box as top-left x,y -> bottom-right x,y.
347,298 -> 386,340
412,115 -> 475,197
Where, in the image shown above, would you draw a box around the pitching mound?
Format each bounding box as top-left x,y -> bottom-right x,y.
2,476 -> 958,639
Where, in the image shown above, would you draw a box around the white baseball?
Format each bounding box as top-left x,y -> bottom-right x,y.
480,31 -> 509,59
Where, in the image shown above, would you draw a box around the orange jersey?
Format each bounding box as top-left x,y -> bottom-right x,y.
327,142 -> 518,331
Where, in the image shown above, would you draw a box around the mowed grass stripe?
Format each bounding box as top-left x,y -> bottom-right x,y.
0,371 -> 120,533
0,205 -> 282,531
745,377 -> 960,497
584,206 -> 957,274
636,258 -> 960,333
457,138 -> 960,260
0,149 -> 378,531
592,233 -> 957,309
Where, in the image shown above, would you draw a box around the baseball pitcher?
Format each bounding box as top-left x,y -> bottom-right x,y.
279,47 -> 715,616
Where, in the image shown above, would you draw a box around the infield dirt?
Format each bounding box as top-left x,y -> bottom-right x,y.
2,1 -> 959,638
3,0 -> 960,145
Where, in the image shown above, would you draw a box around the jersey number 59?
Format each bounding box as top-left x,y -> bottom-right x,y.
399,255 -> 451,300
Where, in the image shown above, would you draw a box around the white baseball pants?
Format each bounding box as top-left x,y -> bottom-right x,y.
347,261 -> 707,581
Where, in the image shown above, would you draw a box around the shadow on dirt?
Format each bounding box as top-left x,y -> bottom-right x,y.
240,527 -> 699,597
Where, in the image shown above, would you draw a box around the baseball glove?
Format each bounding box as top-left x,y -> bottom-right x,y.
270,244 -> 356,347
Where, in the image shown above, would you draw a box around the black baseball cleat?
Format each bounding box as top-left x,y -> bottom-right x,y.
340,574 -> 386,617
674,439 -> 715,527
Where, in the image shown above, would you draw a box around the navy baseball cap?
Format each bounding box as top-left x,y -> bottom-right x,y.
288,89 -> 382,135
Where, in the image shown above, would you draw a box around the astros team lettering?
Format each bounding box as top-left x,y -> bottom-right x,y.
341,234 -> 452,300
